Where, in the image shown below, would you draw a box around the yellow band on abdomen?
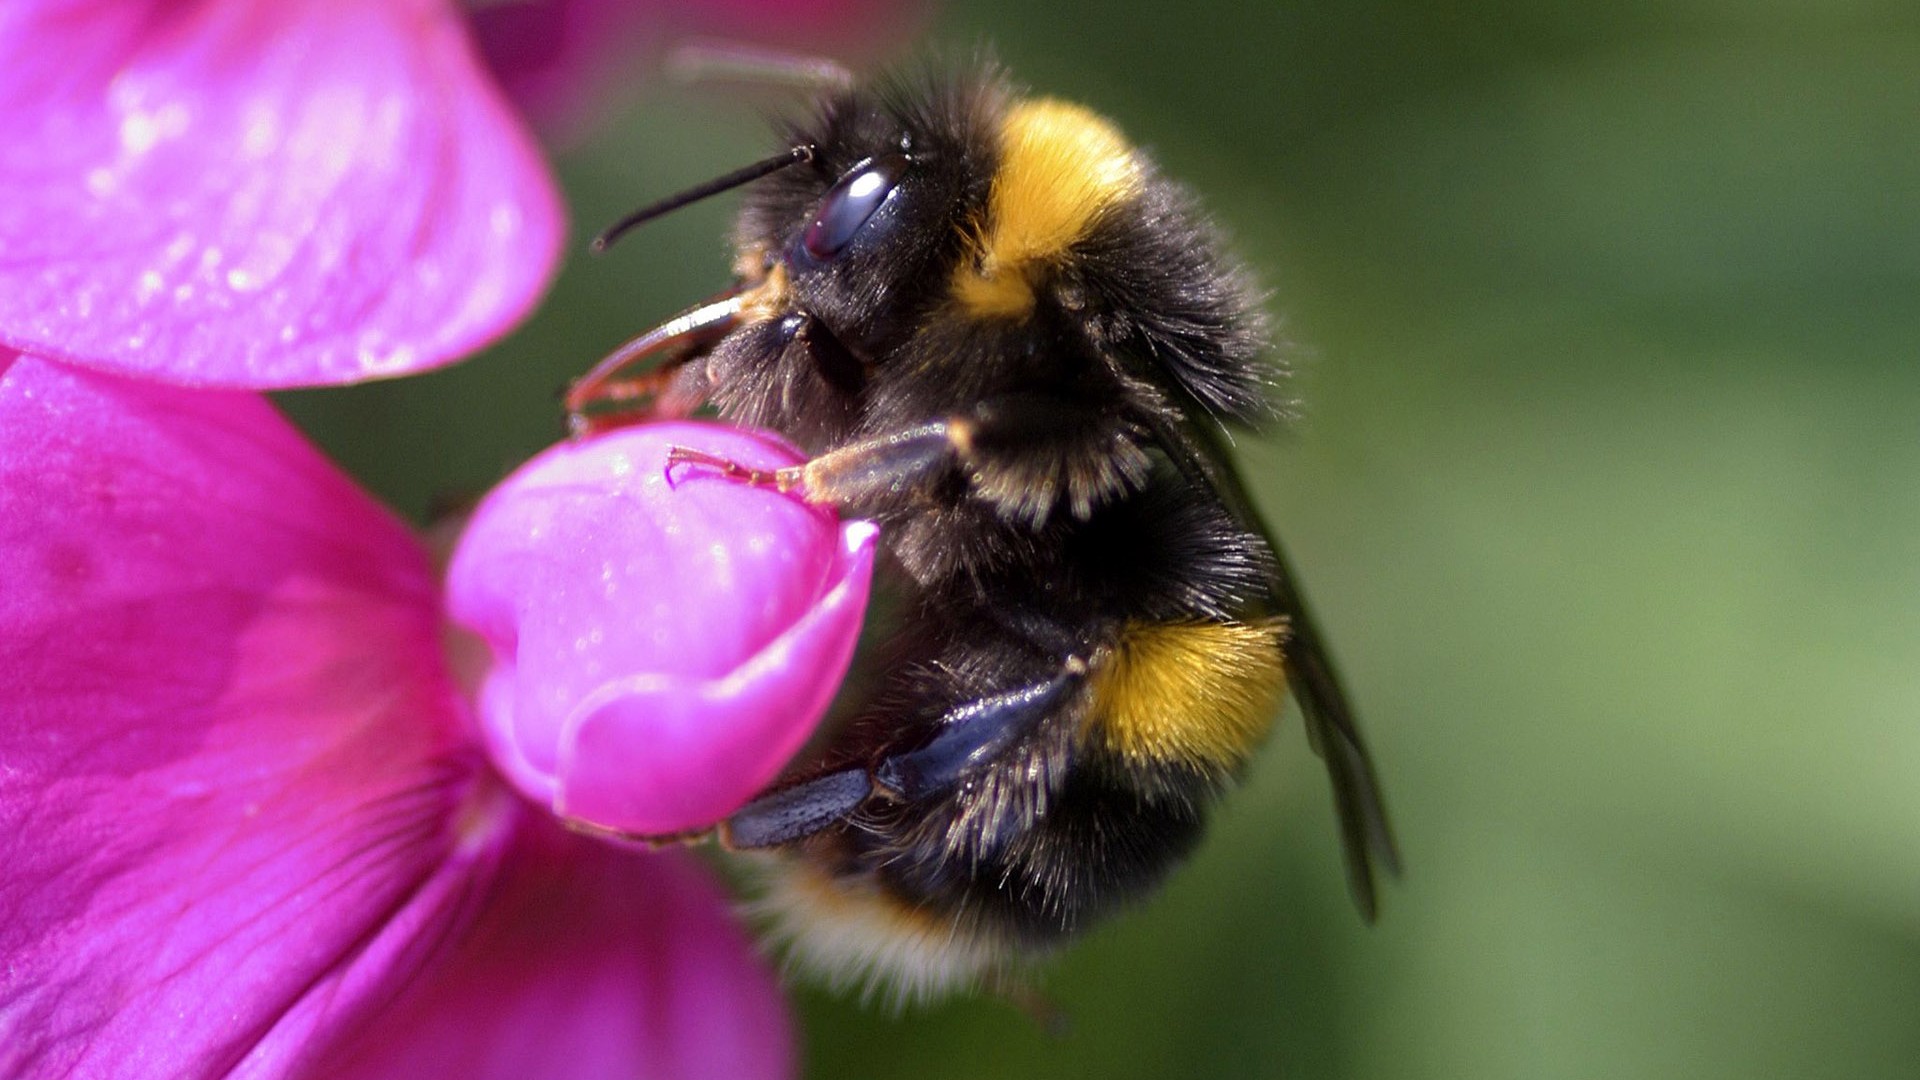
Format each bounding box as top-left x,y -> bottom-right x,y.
1086,619 -> 1288,769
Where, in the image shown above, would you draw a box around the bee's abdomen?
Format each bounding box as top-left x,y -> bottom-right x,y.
748,754 -> 1210,1007
884,755 -> 1212,940
1083,618 -> 1287,781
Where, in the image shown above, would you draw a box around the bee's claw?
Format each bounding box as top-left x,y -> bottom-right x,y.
664,445 -> 806,494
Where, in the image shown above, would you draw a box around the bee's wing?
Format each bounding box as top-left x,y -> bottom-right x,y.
1146,410 -> 1402,921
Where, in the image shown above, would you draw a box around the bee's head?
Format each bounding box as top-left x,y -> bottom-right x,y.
731,67 -> 1005,365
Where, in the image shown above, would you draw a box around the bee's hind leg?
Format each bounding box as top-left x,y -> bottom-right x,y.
720,769 -> 872,849
870,658 -> 1088,802
719,655 -> 1091,848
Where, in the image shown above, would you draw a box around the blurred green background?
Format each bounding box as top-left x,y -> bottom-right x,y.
282,0 -> 1920,1076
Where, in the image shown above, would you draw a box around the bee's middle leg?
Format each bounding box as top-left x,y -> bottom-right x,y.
667,420 -> 960,507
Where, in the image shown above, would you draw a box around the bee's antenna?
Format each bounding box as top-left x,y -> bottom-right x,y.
664,41 -> 856,92
590,144 -> 815,254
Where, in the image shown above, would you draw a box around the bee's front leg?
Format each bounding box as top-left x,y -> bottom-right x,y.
564,287 -> 753,435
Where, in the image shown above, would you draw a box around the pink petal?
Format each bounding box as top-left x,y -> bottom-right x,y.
318,821 -> 793,1080
468,0 -> 926,144
446,421 -> 876,837
0,355 -> 508,1077
0,0 -> 564,389
465,0 -> 639,142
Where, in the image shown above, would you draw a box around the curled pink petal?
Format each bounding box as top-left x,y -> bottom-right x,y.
446,421 -> 876,837
319,821 -> 792,1080
0,0 -> 564,389
0,356 -> 508,1076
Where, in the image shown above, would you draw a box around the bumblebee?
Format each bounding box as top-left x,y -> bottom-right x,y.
569,58 -> 1398,1004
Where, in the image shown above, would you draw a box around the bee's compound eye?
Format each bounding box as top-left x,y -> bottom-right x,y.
802,153 -> 909,261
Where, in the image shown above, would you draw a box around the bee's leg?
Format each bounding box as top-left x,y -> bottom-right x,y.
665,420 -> 954,498
870,657 -> 1088,802
719,768 -> 871,849
777,421 -> 963,510
564,288 -> 744,434
664,446 -> 806,493
668,391 -> 1143,519
565,363 -> 708,437
718,656 -> 1090,848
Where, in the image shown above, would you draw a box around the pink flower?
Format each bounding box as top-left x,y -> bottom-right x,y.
0,0 -> 913,391
0,0 -> 563,389
0,353 -> 876,1077
0,0 -> 891,1076
469,0 -> 916,144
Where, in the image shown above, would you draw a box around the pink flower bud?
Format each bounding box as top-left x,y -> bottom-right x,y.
447,421 -> 876,838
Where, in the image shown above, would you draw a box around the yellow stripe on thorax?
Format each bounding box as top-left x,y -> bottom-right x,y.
1087,620 -> 1288,769
952,98 -> 1143,318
